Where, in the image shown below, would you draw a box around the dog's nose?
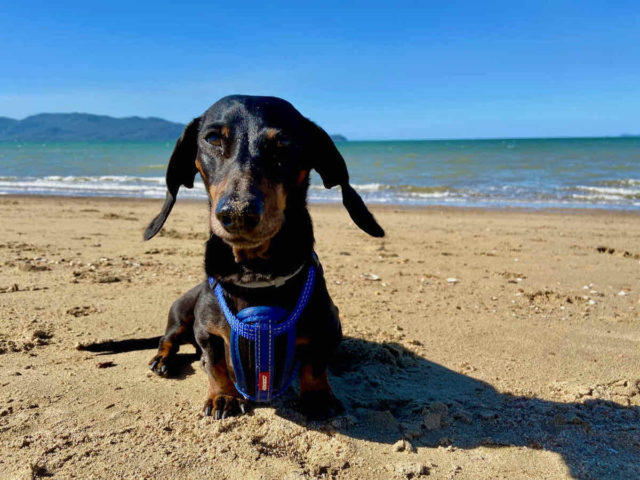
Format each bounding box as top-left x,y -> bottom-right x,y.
215,195 -> 264,234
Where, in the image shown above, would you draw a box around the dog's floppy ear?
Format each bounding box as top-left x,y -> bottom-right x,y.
304,120 -> 384,237
143,117 -> 201,240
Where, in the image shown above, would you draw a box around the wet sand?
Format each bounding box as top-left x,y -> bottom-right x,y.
1,196 -> 639,479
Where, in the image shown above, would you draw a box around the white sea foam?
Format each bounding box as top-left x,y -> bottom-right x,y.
39,175 -> 165,184
352,183 -> 384,192
0,175 -> 639,209
572,194 -> 627,202
572,184 -> 640,200
308,182 -> 383,192
0,175 -> 207,199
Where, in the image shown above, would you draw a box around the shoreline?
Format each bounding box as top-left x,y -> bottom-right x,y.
2,193 -> 640,219
2,193 -> 640,217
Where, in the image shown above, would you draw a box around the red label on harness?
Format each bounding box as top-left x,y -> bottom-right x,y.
259,372 -> 270,391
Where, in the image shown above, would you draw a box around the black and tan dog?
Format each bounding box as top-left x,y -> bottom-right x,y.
144,95 -> 383,419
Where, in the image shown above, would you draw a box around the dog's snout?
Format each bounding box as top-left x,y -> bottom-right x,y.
215,194 -> 264,234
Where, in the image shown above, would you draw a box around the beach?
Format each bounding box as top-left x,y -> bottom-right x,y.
0,195 -> 639,479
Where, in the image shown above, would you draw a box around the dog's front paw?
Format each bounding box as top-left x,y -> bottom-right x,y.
203,394 -> 249,420
299,390 -> 344,420
148,351 -> 174,377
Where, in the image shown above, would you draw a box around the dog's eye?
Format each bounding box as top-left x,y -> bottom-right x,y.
276,139 -> 290,148
205,133 -> 222,147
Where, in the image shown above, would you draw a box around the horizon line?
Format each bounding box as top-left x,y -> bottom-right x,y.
1,111 -> 637,143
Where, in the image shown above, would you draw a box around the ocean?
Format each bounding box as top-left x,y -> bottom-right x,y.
0,137 -> 639,209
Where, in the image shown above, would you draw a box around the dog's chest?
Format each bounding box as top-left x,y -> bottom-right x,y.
210,261 -> 316,402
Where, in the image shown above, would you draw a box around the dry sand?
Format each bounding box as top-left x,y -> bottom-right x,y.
0,195 -> 639,480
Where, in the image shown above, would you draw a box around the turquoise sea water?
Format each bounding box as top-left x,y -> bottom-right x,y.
0,137 -> 639,209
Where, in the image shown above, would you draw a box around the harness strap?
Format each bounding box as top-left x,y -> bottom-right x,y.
211,263 -> 315,339
210,257 -> 317,402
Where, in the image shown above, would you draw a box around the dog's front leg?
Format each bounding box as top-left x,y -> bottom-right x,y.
297,298 -> 344,420
198,331 -> 247,419
298,361 -> 344,420
149,283 -> 202,376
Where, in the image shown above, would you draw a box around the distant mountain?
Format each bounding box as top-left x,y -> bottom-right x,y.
0,113 -> 185,141
0,116 -> 18,132
0,112 -> 348,142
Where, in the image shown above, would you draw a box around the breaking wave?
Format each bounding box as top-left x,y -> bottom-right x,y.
1,175 -> 639,209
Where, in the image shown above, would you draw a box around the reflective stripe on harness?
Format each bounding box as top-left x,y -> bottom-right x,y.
209,260 -> 316,402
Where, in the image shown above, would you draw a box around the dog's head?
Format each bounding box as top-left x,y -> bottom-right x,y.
144,95 -> 384,246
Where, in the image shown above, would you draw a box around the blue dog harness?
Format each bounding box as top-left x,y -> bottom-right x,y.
209,259 -> 316,402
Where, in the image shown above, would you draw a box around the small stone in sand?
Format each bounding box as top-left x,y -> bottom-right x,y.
422,402 -> 449,430
361,273 -> 381,281
423,413 -> 441,431
453,409 -> 472,424
478,409 -> 498,421
393,439 -> 415,452
401,422 -> 422,439
617,290 -> 628,296
395,462 -> 429,478
568,415 -> 589,426
447,278 -> 458,284
356,409 -> 400,431
429,401 -> 449,417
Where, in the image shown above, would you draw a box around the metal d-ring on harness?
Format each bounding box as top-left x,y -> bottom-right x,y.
209,256 -> 317,402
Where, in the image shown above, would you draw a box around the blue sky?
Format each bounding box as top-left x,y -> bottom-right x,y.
1,1 -> 639,139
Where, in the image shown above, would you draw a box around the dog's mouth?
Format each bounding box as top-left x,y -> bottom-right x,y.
219,235 -> 267,249
211,220 -> 283,251
216,232 -> 277,262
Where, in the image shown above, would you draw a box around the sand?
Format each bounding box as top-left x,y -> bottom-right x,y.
0,195 -> 639,480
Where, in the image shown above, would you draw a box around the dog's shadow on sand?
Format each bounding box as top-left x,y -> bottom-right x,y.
84,336 -> 639,479
288,337 -> 639,480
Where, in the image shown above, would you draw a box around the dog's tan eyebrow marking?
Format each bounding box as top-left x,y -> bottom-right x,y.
264,128 -> 280,140
221,125 -> 230,138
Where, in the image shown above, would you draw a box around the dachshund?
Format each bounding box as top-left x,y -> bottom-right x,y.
144,95 -> 384,419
